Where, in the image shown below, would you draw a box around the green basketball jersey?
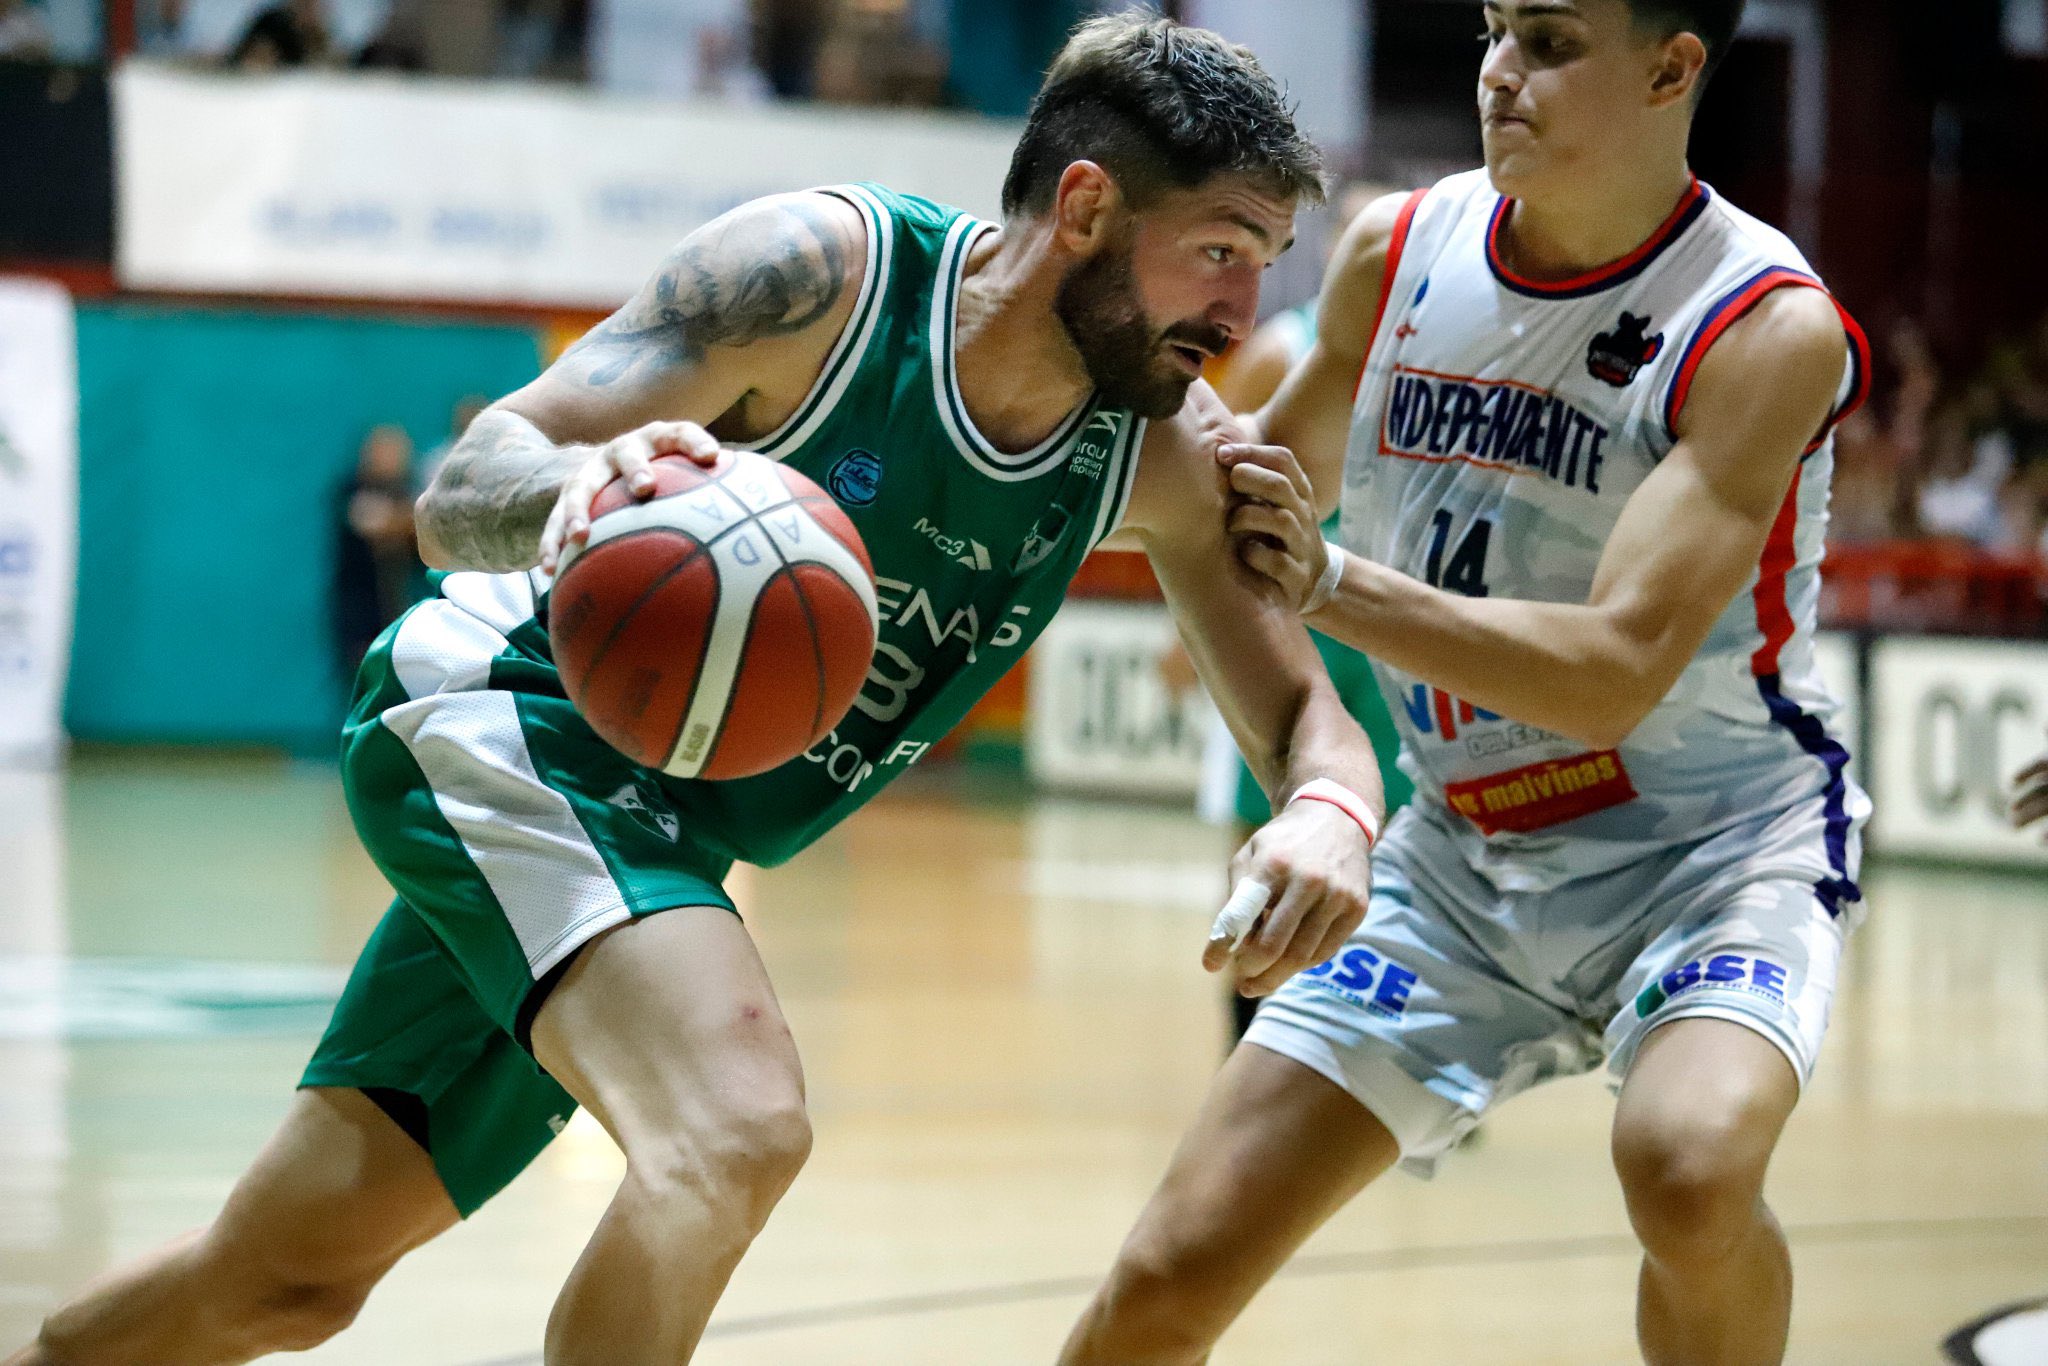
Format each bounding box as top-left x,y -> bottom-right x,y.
541,183 -> 1143,866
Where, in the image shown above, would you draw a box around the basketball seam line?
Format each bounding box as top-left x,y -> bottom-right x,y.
573,531 -> 711,686
779,559 -> 833,745
688,475 -> 817,777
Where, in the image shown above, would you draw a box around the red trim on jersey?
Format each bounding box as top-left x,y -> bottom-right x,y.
1353,188 -> 1430,402
1487,176 -> 1707,297
1806,301 -> 1873,453
1664,268 -> 1813,437
1664,268 -> 1873,454
1750,467 -> 1804,677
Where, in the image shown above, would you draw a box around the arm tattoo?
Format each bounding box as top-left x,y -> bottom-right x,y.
561,197 -> 852,388
417,409 -> 584,572
415,198 -> 851,572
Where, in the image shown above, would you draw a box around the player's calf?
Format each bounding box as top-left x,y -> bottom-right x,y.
1064,1228 -> 1242,1366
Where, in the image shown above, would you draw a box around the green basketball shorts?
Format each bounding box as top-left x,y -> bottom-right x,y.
302,572 -> 737,1215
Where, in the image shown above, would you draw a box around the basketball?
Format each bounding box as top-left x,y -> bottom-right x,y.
547,450 -> 879,781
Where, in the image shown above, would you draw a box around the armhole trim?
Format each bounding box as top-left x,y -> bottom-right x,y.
735,184 -> 891,459
1662,265 -> 1871,452
1088,415 -> 1146,549
1353,187 -> 1430,403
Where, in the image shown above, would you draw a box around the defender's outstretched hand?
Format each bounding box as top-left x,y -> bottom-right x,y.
1219,442 -> 1334,613
1206,798 -> 1372,998
539,421 -> 724,573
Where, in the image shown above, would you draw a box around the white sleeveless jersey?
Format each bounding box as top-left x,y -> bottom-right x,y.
1341,170 -> 1872,904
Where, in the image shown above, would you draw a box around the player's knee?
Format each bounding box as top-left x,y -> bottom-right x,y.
1612,1103 -> 1773,1268
189,1212 -> 397,1353
246,1276 -> 375,1352
624,1093 -> 813,1235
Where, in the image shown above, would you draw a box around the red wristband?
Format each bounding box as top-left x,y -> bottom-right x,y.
1286,778 -> 1380,850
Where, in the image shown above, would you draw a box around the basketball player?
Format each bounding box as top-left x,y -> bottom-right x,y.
14,18 -> 1388,1366
1199,183 -> 1413,1044
1063,3 -> 1871,1364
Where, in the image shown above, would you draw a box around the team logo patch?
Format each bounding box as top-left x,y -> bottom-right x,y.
1442,748 -> 1638,835
1634,953 -> 1789,1019
826,448 -> 884,506
606,782 -> 680,842
1013,505 -> 1074,574
1586,311 -> 1664,386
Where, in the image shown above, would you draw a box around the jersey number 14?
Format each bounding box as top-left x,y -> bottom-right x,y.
1424,509 -> 1491,598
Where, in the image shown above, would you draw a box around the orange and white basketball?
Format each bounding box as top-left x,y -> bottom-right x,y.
547,450 -> 879,781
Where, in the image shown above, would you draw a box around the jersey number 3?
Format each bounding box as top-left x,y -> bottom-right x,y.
1424,509 -> 1491,598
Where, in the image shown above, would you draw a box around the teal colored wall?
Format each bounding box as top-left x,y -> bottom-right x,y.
67,305 -> 541,750
947,0 -> 1092,116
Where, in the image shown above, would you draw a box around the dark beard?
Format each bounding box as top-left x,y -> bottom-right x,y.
1054,241 -> 1217,421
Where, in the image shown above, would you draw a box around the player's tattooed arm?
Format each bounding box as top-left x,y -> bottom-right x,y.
416,193 -> 865,572
554,195 -> 853,392
415,408 -> 588,572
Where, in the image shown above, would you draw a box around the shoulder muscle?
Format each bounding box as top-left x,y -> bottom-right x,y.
500,191 -> 868,442
1313,191 -> 1417,371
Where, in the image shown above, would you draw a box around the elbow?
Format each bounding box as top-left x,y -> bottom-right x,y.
1573,713 -> 1639,753
1570,665 -> 1672,752
414,490 -> 454,570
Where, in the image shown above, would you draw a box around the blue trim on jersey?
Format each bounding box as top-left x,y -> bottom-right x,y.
1754,671 -> 1859,917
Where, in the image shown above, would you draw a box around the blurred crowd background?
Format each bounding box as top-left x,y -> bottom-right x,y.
1,0 -> 2045,763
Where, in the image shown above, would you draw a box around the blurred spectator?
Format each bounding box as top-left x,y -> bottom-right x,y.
332,425 -> 421,679
137,0 -> 199,58
812,0 -> 945,106
1914,383 -> 2014,545
695,19 -> 770,101
499,0 -> 588,81
1988,307 -> 2048,473
417,393 -> 488,487
0,0 -> 53,59
354,0 -> 425,70
227,0 -> 332,69
749,0 -> 829,98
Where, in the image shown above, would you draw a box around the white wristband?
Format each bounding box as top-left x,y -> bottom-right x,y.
1299,541 -> 1346,616
1286,778 -> 1379,850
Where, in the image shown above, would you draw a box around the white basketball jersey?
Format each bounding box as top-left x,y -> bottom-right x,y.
1342,171 -> 1872,903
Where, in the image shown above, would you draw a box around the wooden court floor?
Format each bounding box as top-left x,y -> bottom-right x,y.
3,751 -> 2045,1364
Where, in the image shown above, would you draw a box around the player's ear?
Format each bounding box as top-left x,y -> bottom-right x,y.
1647,31 -> 1705,109
1052,161 -> 1123,256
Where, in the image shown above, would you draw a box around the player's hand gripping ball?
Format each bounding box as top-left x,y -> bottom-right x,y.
548,449 -> 880,780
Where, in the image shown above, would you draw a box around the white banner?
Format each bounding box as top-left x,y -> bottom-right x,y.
1868,636 -> 2048,867
0,280 -> 77,768
116,63 -> 1023,308
1027,601 -> 1216,799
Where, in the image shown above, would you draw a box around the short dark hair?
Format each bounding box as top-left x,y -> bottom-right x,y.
1628,0 -> 1746,95
1000,13 -> 1325,220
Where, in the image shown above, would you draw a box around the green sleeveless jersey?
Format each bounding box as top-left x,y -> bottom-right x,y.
539,183 -> 1143,866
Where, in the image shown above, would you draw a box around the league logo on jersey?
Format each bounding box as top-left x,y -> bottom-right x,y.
1586,312 -> 1664,387
826,448 -> 884,506
1013,505 -> 1074,574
